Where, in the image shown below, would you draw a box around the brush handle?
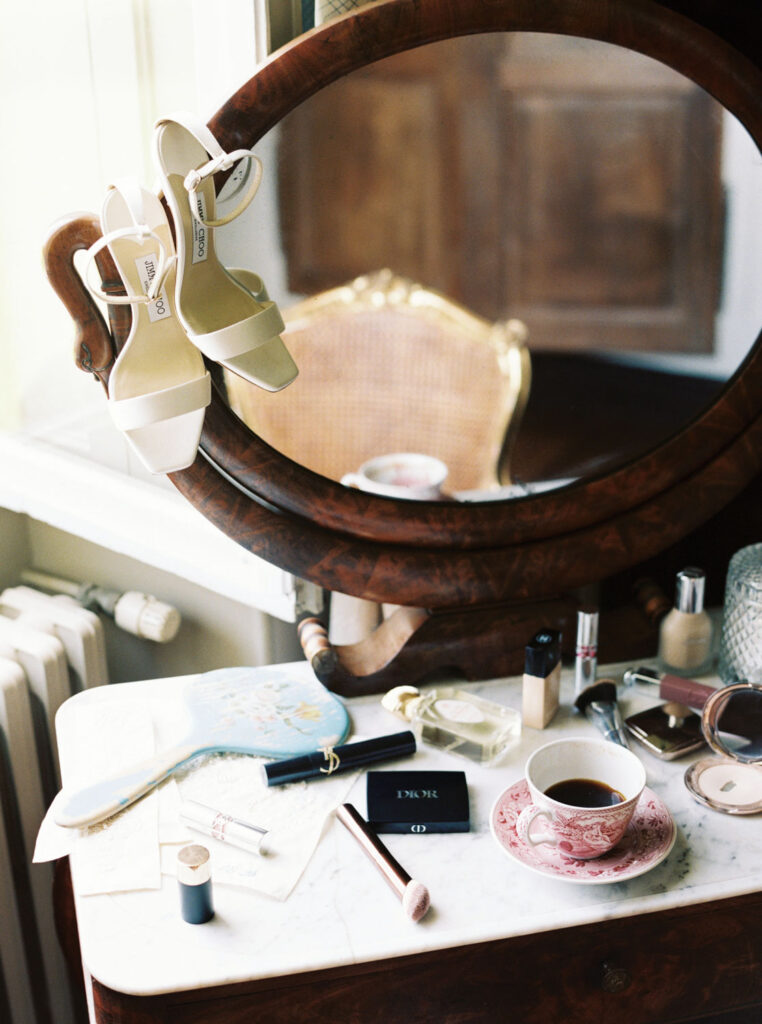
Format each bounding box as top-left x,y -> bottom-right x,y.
55,742 -> 197,828
623,667 -> 716,709
336,803 -> 411,898
658,674 -> 716,709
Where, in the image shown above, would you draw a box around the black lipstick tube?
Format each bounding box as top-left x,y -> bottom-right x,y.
263,730 -> 416,786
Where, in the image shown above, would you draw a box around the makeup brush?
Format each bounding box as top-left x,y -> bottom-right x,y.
574,679 -> 630,747
336,803 -> 431,923
622,666 -> 716,708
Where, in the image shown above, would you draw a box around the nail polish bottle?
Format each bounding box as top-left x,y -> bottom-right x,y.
522,629 -> 562,728
177,844 -> 214,924
658,567 -> 713,676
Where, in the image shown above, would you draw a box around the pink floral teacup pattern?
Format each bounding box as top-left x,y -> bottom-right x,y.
516,737 -> 647,860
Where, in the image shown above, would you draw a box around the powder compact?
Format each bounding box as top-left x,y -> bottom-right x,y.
684,681 -> 762,815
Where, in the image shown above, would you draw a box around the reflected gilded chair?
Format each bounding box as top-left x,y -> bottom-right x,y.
223,269 -> 531,494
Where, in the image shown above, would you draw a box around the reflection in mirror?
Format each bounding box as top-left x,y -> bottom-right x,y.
219,32 -> 761,500
705,684 -> 762,763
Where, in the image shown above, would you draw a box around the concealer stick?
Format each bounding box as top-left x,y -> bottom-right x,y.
336,803 -> 431,922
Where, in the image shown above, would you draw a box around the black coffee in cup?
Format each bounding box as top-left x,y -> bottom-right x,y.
545,777 -> 624,808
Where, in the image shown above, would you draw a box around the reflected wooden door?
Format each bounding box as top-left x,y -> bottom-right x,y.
278,33 -> 724,354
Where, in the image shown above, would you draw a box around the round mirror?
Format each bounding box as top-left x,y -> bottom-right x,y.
218,32 -> 759,500
171,0 -> 762,609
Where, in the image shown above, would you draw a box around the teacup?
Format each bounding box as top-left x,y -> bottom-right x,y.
341,452 -> 448,500
516,737 -> 647,859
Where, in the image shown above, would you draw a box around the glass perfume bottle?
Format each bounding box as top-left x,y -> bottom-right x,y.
381,685 -> 521,765
658,567 -> 714,676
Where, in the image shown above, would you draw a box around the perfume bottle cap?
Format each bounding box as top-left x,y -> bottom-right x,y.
675,568 -> 706,613
381,685 -> 422,720
524,629 -> 562,677
177,844 -> 211,886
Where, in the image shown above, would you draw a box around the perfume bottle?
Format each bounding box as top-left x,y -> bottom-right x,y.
381,685 -> 521,765
658,567 -> 713,676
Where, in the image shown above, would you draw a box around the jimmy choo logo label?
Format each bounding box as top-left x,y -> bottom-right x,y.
397,789 -> 438,800
192,195 -> 208,264
134,253 -> 171,323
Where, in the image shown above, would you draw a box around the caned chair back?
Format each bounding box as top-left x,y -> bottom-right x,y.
224,269 -> 530,493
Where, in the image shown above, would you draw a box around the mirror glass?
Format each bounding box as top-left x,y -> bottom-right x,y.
219,32 -> 761,502
704,684 -> 762,763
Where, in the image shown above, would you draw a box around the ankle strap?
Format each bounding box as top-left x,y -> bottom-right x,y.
156,111 -> 263,229
84,179 -> 172,306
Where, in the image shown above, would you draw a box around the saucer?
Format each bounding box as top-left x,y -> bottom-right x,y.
490,780 -> 676,885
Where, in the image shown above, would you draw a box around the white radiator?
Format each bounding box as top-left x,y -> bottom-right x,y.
0,588 -> 110,1024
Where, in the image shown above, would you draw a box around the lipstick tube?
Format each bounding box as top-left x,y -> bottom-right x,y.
180,800 -> 268,855
575,609 -> 599,697
263,730 -> 416,787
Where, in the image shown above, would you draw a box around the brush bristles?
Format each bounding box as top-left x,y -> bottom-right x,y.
402,880 -> 431,922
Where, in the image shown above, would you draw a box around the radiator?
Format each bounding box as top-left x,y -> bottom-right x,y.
0,587 -> 110,1024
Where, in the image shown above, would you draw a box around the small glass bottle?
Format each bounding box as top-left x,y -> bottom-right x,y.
381,685 -> 521,765
177,844 -> 214,924
658,567 -> 713,676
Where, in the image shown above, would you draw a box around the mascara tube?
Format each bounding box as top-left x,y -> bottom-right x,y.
263,730 -> 416,787
180,800 -> 268,855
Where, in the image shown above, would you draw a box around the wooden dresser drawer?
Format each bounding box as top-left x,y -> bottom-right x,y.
91,893 -> 762,1024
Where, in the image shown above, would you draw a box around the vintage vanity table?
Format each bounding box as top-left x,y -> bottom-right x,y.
45,0 -> 762,1021
57,665 -> 762,1024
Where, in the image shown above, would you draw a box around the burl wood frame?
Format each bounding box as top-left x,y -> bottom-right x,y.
45,0 -> 762,692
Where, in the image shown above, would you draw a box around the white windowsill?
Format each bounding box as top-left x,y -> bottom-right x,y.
0,418 -> 298,622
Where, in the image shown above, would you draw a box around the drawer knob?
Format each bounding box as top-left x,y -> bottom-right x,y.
601,961 -> 632,994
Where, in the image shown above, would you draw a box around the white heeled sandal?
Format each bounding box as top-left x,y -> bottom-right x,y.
84,179 -> 211,474
153,112 -> 298,392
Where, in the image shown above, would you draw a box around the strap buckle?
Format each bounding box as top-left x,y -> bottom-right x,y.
184,148 -> 263,229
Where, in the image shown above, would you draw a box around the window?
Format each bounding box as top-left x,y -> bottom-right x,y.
1,0 -> 273,471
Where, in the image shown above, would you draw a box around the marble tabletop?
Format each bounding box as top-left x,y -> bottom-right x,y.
58,661 -> 762,998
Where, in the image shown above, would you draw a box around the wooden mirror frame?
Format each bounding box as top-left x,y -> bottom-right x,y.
169,0 -> 762,611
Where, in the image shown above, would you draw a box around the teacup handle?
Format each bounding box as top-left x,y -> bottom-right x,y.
516,805 -> 558,848
341,473 -> 363,489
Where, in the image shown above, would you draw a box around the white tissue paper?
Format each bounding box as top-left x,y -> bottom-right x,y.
35,698 -> 358,900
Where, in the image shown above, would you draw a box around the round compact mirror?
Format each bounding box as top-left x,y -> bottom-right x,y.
701,682 -> 762,763
684,682 -> 762,815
